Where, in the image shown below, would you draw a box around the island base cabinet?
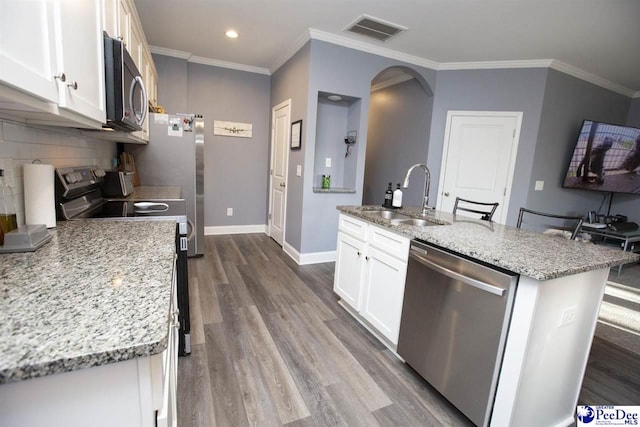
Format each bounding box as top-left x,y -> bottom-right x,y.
360,246 -> 408,344
334,231 -> 366,310
333,214 -> 409,348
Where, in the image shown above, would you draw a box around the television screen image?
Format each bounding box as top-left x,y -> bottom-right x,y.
563,120 -> 640,194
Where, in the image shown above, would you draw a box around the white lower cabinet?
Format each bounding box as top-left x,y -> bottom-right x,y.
334,231 -> 366,310
0,267 -> 179,427
360,245 -> 408,343
334,214 -> 409,347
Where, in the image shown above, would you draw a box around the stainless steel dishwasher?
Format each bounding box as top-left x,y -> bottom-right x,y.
397,240 -> 518,427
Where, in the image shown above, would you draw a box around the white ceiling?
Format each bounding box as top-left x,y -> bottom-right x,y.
133,0 -> 640,96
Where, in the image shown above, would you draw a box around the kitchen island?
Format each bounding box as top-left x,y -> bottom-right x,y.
0,220 -> 178,426
335,206 -> 638,427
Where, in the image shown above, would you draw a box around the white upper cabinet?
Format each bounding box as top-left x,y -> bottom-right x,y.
0,0 -> 105,128
0,1 -> 59,103
53,0 -> 106,124
118,0 -> 132,49
102,0 -> 118,39
0,0 -> 157,133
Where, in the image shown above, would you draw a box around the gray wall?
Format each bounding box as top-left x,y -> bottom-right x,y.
153,55 -> 188,114
526,69 -> 631,219
270,42 -> 311,251
428,68 -> 549,225
154,55 -> 271,227
313,98 -> 349,188
616,98 -> 640,223
628,98 -> 640,128
297,40 -> 437,253
363,78 -> 433,207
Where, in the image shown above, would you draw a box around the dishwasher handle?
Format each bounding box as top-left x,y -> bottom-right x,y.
410,247 -> 505,296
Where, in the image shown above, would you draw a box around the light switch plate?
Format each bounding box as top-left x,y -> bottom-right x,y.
535,180 -> 544,191
296,165 -> 302,176
325,157 -> 332,168
226,208 -> 233,216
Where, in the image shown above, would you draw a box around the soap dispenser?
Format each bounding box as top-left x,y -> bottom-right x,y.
383,182 -> 393,207
392,183 -> 403,208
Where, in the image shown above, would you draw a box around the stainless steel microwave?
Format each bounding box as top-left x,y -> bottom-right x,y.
103,33 -> 147,132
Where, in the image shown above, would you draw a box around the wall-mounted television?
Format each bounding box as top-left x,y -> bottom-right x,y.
563,120 -> 640,194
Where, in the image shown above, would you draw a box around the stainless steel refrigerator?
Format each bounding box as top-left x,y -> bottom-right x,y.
128,113 -> 204,257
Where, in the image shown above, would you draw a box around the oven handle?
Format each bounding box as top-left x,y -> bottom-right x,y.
409,247 -> 505,296
186,219 -> 195,241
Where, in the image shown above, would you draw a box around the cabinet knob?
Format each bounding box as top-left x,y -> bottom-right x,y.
54,72 -> 66,82
67,81 -> 78,90
444,192 -> 450,197
357,251 -> 361,256
365,256 -> 369,261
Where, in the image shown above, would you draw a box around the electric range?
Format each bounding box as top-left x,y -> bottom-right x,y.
55,166 -> 191,356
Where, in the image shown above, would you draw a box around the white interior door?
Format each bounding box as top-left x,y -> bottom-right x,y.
437,111 -> 522,224
268,100 -> 291,245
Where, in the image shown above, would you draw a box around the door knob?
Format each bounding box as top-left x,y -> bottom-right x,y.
279,182 -> 286,188
444,192 -> 450,197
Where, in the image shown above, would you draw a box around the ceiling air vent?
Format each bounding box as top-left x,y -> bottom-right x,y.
345,14 -> 407,42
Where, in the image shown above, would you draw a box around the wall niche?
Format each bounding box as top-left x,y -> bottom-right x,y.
313,91 -> 361,193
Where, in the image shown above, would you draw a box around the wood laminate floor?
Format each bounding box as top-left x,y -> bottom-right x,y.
179,234 -> 640,426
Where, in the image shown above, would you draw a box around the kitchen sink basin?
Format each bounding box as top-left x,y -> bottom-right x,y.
391,218 -> 441,227
365,210 -> 411,220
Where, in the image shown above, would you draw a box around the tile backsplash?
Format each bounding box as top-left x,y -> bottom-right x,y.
0,118 -> 116,226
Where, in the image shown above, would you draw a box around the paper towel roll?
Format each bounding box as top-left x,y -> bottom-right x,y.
24,163 -> 56,228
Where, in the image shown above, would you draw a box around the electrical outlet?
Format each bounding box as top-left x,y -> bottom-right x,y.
296,165 -> 302,177
325,157 -> 332,168
559,306 -> 577,327
226,208 -> 233,216
535,180 -> 544,191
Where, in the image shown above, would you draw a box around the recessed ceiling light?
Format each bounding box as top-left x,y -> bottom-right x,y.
327,95 -> 342,101
225,30 -> 238,39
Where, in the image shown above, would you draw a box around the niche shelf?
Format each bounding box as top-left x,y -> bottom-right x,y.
313,91 -> 362,193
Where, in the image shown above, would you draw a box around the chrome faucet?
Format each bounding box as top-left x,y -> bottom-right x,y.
402,163 -> 432,215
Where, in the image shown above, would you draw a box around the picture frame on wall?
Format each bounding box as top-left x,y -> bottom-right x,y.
291,120 -> 302,150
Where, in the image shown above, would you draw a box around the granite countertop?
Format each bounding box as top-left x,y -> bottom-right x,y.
124,186 -> 182,200
338,205 -> 639,281
0,220 -> 177,384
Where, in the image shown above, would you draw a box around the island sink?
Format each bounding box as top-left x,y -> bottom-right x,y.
391,218 -> 440,227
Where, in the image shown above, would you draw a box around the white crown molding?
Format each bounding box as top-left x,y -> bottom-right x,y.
152,36 -> 637,98
189,56 -> 270,75
370,74 -> 415,92
149,45 -> 192,60
437,59 -> 554,70
269,30 -> 313,74
308,28 -> 439,71
548,60 -> 635,98
150,46 -> 270,75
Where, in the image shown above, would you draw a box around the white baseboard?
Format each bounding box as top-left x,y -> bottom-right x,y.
204,224 -> 267,235
283,241 -> 336,265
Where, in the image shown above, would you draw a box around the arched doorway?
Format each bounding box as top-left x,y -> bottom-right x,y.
363,66 -> 434,206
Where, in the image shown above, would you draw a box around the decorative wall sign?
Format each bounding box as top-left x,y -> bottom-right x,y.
291,120 -> 302,150
213,120 -> 253,138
